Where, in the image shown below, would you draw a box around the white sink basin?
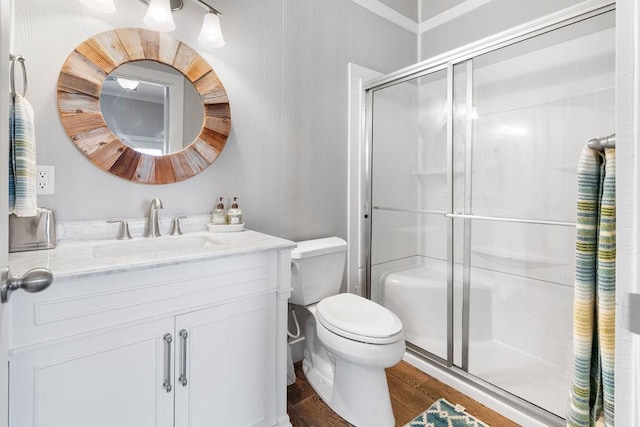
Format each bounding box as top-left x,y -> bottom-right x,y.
92,235 -> 217,259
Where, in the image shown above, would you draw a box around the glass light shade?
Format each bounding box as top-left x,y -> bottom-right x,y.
143,0 -> 176,32
78,0 -> 116,13
198,12 -> 225,48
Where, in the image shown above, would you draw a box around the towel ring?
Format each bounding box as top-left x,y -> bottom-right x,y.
9,54 -> 27,98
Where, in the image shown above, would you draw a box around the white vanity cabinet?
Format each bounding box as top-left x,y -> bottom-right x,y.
173,293 -> 275,427
7,246 -> 292,427
10,317 -> 176,427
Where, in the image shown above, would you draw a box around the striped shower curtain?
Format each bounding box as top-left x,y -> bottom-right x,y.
567,146 -> 616,427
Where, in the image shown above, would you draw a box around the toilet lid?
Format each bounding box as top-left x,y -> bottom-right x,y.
316,293 -> 403,344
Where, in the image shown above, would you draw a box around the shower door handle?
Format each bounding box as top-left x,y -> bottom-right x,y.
444,213 -> 575,227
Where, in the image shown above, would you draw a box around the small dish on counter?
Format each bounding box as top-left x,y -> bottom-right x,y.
207,223 -> 245,233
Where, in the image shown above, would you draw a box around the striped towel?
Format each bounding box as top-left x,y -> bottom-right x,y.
567,146 -> 616,427
9,92 -> 37,217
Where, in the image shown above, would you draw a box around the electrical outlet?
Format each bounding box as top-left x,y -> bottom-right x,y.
36,165 -> 55,195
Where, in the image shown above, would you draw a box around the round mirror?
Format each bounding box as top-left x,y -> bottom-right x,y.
100,61 -> 205,156
57,28 -> 231,184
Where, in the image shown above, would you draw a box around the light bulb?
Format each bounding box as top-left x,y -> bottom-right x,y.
143,0 -> 176,32
78,0 -> 116,13
198,12 -> 225,48
116,78 -> 140,90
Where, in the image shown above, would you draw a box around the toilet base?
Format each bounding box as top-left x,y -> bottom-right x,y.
302,353 -> 334,403
302,313 -> 401,427
303,356 -> 395,427
329,358 -> 395,427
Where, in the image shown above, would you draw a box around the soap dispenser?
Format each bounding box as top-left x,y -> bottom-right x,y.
212,197 -> 227,225
227,197 -> 243,225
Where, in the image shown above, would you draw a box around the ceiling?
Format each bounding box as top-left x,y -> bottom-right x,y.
353,0 -> 492,34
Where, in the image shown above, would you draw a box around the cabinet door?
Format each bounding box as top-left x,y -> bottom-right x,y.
174,293 -> 276,427
10,318 -> 175,427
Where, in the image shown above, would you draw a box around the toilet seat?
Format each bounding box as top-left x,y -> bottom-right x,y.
316,293 -> 403,345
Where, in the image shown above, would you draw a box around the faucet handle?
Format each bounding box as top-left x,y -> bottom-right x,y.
171,216 -> 187,236
107,219 -> 133,240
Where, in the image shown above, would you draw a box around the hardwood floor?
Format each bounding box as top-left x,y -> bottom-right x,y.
287,361 -> 521,427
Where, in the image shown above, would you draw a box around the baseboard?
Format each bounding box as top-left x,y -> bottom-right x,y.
275,414 -> 292,427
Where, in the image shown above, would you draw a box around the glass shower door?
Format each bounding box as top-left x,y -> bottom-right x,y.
452,11 -> 615,417
366,5 -> 615,421
369,69 -> 451,362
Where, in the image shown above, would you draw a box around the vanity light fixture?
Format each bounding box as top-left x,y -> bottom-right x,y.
78,0 -> 225,48
198,11 -> 225,48
142,0 -> 177,32
140,0 -> 225,48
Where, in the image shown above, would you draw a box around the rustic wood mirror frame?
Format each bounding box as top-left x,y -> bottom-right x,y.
57,28 -> 231,184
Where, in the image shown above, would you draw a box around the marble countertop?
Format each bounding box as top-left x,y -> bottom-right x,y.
8,230 -> 295,280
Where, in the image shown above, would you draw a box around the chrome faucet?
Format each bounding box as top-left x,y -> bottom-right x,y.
145,198 -> 164,238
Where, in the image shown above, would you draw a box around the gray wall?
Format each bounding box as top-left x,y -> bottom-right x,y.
100,95 -> 164,140
15,0 -> 415,241
420,0 -> 586,59
183,79 -> 204,147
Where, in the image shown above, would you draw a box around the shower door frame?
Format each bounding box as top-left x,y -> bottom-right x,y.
362,1 -> 615,425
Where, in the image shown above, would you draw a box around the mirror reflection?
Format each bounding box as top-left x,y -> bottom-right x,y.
100,60 -> 205,156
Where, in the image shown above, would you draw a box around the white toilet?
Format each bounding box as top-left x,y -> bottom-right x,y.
290,237 -> 405,427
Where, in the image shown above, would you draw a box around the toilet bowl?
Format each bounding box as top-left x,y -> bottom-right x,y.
290,238 -> 405,427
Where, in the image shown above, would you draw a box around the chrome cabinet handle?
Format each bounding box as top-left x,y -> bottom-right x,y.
178,329 -> 188,387
1,267 -> 53,303
163,333 -> 173,393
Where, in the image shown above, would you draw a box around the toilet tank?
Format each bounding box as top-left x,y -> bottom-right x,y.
289,237 -> 347,306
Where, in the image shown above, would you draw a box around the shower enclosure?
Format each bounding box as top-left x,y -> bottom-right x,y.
364,2 -> 614,424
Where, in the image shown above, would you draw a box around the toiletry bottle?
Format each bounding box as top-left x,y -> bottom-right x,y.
212,197 -> 227,225
227,197 -> 243,225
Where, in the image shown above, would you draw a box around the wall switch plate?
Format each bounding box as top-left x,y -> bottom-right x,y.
36,165 -> 55,195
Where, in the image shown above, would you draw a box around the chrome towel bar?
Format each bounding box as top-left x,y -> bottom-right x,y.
588,133 -> 615,150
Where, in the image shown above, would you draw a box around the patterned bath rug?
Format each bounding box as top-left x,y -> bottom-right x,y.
403,398 -> 490,427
